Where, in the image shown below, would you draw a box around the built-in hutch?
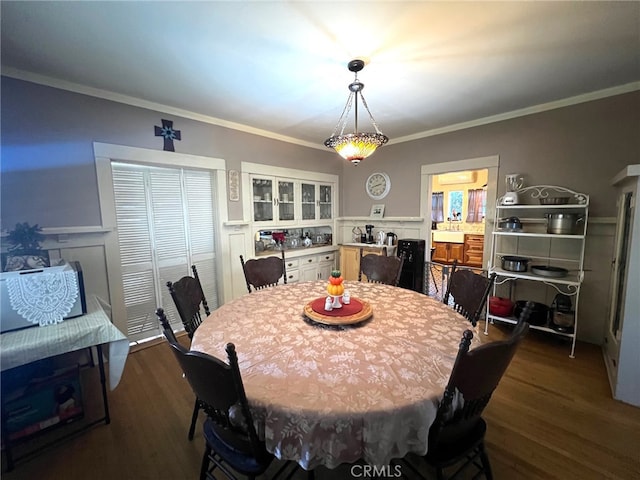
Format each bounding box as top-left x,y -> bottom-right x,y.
242,162 -> 339,283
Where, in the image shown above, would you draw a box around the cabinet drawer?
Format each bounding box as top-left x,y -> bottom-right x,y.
318,252 -> 335,263
300,255 -> 317,266
284,259 -> 300,270
285,269 -> 299,283
464,235 -> 484,244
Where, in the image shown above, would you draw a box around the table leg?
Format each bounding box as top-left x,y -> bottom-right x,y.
1,404 -> 15,471
96,345 -> 110,424
1,345 -> 111,472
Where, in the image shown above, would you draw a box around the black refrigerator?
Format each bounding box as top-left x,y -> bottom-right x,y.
397,239 -> 425,292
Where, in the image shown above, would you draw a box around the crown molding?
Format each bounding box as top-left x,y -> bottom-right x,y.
2,67 -> 324,151
390,82 -> 640,145
4,67 -> 638,149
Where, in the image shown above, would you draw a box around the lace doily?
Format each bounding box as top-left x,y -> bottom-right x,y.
6,270 -> 79,326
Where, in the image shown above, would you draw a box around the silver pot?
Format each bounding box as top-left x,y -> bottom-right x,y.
500,255 -> 529,272
546,213 -> 584,234
498,216 -> 522,231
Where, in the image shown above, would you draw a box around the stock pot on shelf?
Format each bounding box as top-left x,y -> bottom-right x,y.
546,213 -> 584,234
497,216 -> 522,231
500,255 -> 529,272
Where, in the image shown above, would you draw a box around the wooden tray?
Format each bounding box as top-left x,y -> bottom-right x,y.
303,298 -> 373,326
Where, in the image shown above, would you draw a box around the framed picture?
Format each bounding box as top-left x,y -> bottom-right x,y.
370,204 -> 385,219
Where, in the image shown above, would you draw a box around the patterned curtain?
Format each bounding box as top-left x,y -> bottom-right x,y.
466,189 -> 486,222
432,192 -> 444,222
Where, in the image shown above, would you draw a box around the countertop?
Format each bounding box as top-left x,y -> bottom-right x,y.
254,242 -> 399,258
340,243 -> 398,256
255,244 -> 337,258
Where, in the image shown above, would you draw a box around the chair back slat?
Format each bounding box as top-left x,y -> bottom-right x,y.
166,264 -> 211,338
443,261 -> 496,326
240,251 -> 286,293
359,251 -> 405,286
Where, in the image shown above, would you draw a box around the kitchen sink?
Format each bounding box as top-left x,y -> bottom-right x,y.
432,231 -> 466,243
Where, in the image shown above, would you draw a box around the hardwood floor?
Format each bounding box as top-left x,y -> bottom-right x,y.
2,325 -> 639,480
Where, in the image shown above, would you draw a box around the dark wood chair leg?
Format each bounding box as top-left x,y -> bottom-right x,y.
479,443 -> 493,480
200,445 -> 211,480
188,399 -> 200,440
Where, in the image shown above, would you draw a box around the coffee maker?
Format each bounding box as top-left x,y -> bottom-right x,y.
365,224 -> 375,244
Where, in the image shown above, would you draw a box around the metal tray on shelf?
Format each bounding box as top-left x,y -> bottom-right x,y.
530,265 -> 569,278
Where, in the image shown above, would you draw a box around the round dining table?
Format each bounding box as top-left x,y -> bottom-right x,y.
190,280 -> 480,471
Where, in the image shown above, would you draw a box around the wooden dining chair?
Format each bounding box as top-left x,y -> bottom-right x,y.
166,264 -> 211,440
156,308 -> 309,480
167,264 -> 211,339
398,303 -> 532,480
442,260 -> 496,327
358,250 -> 405,286
155,307 -> 276,480
240,251 -> 286,293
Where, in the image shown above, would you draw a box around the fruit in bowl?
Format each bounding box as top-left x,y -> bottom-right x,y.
327,270 -> 344,296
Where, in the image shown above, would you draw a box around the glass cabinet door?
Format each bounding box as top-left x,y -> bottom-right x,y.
319,184 -> 332,220
278,180 -> 295,222
301,182 -> 317,221
252,177 -> 274,222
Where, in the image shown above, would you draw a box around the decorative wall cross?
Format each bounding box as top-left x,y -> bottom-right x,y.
154,119 -> 181,151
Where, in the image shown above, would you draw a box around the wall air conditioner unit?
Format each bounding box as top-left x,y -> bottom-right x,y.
438,171 -> 477,185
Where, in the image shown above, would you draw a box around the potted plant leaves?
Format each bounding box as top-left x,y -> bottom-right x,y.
3,222 -> 49,271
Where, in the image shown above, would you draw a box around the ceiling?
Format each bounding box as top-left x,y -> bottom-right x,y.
2,1 -> 639,150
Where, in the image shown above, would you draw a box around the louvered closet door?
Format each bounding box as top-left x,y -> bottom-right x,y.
183,171 -> 218,312
112,163 -> 218,342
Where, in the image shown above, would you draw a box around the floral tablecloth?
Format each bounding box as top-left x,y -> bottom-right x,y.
191,281 -> 480,470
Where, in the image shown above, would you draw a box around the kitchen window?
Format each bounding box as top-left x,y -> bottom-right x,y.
432,192 -> 444,222
448,190 -> 463,221
466,188 -> 486,222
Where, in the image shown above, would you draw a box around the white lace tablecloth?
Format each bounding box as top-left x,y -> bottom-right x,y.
0,296 -> 129,389
191,281 -> 480,470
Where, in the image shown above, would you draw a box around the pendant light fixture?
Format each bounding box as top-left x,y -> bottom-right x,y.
324,59 -> 388,165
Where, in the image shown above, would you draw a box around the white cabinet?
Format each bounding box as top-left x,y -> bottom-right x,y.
604,165 -> 640,407
289,252 -> 336,283
251,175 -> 297,225
283,258 -> 300,283
300,182 -> 333,222
299,255 -> 319,282
252,176 -> 334,226
243,162 -> 338,230
317,252 -> 336,280
485,185 -> 589,358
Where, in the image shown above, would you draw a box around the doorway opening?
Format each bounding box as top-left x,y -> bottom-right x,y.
420,156 -> 499,299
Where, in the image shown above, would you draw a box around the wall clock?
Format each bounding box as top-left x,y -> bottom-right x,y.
366,172 -> 391,200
